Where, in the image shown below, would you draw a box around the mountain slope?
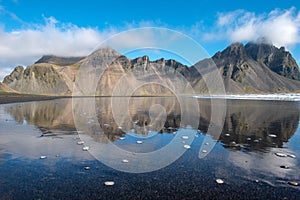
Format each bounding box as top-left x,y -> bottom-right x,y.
3,64 -> 75,95
0,82 -> 16,93
245,42 -> 300,80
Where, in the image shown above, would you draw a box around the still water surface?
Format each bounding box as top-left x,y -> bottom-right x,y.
0,97 -> 299,199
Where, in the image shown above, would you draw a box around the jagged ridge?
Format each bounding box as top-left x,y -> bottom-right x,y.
2,42 -> 300,95
206,42 -> 300,93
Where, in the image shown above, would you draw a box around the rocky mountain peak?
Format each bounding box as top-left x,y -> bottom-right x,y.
90,47 -> 122,58
224,43 -> 246,56
131,55 -> 150,65
212,41 -> 300,81
3,66 -> 24,84
213,42 -> 247,61
82,47 -> 123,68
35,55 -> 85,66
255,36 -> 273,45
245,42 -> 299,80
244,42 -> 275,61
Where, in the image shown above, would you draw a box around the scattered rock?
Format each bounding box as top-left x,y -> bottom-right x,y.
288,154 -> 296,158
183,144 -> 191,149
83,146 -> 90,151
280,165 -> 289,169
77,141 -> 84,145
122,159 -> 129,163
275,152 -> 287,157
181,136 -> 189,140
229,141 -> 237,146
216,179 -> 224,184
104,181 -> 115,186
225,141 -> 242,149
136,141 -> 143,144
288,181 -> 298,186
40,156 -> 47,159
268,134 -> 277,138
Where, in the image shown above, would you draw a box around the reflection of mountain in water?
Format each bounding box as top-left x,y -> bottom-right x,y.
218,100 -> 300,150
4,97 -> 300,150
5,99 -> 75,131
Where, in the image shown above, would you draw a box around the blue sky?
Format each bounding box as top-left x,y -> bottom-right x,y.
0,0 -> 300,80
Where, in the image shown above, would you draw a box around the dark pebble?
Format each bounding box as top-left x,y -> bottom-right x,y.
280,165 -> 289,169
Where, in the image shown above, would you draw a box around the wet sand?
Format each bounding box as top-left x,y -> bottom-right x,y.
0,92 -> 61,104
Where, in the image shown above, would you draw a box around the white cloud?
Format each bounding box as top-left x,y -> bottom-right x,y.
0,17 -> 105,81
204,8 -> 300,48
0,13 -> 166,81
0,4 -> 174,81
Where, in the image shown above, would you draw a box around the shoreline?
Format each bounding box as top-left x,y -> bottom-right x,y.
0,93 -> 175,104
192,93 -> 300,101
1,93 -> 300,104
0,93 -> 63,104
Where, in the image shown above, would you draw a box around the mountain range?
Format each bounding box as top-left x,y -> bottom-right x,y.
1,41 -> 300,95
